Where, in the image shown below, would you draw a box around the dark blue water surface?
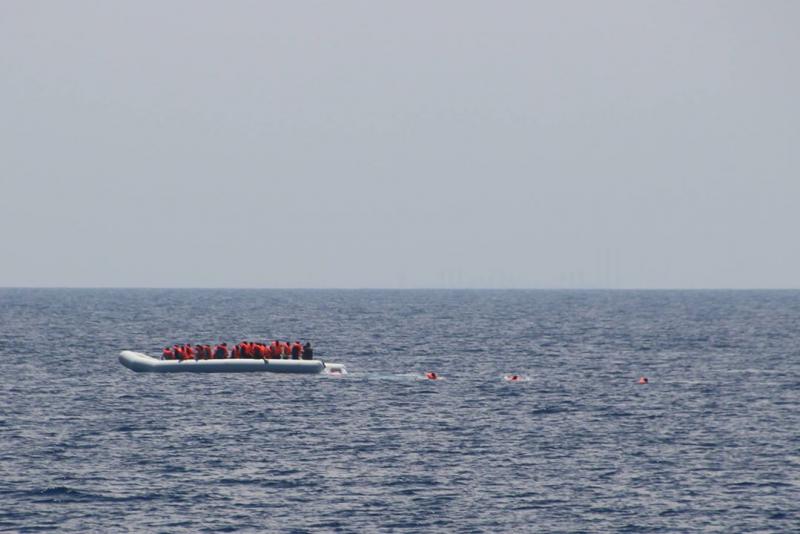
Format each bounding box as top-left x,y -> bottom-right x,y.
0,289 -> 798,532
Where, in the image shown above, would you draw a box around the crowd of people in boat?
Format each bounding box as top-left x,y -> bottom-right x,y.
161,341 -> 314,361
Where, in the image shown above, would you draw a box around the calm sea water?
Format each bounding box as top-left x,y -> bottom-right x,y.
0,289 -> 798,533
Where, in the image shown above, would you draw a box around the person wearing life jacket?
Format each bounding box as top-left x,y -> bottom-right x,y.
638,376 -> 649,384
302,342 -> 313,360
281,342 -> 291,359
426,371 -> 438,380
162,347 -> 174,360
270,340 -> 280,359
254,343 -> 266,359
173,345 -> 184,361
213,344 -> 228,359
180,346 -> 194,361
291,341 -> 301,360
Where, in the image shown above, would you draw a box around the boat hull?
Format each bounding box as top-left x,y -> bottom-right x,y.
119,351 -> 342,374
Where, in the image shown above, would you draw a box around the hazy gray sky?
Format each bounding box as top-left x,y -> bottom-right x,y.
1,1 -> 798,288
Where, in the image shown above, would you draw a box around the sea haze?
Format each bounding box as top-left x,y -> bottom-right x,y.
0,289 -> 798,532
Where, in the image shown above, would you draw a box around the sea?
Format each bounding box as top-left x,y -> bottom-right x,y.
0,289 -> 798,533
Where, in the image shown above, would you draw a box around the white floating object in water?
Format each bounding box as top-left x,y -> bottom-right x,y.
325,363 -> 346,374
119,351 -> 344,375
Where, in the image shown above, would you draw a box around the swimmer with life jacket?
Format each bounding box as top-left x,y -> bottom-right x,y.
425,371 -> 438,380
505,374 -> 521,382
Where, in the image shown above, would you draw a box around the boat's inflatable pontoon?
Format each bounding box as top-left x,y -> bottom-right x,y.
119,351 -> 345,374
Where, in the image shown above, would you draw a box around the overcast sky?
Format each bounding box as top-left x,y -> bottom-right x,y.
1,1 -> 798,288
